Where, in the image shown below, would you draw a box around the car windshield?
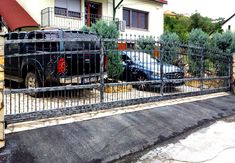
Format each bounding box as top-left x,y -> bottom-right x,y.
126,52 -> 157,63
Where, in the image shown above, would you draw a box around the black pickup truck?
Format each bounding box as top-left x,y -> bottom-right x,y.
4,29 -> 107,89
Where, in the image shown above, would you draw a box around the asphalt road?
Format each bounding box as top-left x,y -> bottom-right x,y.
137,115 -> 235,163
3,93 -> 235,163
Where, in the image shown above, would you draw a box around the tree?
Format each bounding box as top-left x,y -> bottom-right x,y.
136,36 -> 156,52
160,32 -> 180,64
164,12 -> 223,41
210,31 -> 233,52
90,20 -> 124,81
189,12 -> 223,34
164,14 -> 190,41
188,28 -> 209,76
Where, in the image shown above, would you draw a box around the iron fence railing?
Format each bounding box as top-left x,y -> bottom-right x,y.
3,30 -> 232,123
41,7 -> 118,29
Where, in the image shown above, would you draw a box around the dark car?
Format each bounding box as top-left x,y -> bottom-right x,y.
4,29 -> 107,90
120,51 -> 184,89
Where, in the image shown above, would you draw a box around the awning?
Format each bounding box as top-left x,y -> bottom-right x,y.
0,0 -> 38,31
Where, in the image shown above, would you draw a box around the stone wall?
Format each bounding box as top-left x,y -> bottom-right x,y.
0,34 -> 5,148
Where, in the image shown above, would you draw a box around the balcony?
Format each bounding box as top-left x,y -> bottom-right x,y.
41,7 -> 116,30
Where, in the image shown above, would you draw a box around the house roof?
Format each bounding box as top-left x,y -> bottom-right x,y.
152,0 -> 168,4
222,13 -> 235,25
0,0 -> 38,31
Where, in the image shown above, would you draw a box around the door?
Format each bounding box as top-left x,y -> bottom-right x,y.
85,1 -> 102,27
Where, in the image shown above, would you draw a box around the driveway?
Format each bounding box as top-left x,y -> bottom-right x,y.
3,93 -> 235,163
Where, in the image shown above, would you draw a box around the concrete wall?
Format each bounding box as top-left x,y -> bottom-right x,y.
16,0 -> 54,25
115,0 -> 164,38
0,35 -> 5,149
222,16 -> 235,32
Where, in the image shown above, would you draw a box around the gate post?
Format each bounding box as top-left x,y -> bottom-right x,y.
0,34 -> 5,148
232,53 -> 235,93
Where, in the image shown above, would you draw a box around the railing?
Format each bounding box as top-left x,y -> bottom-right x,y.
41,7 -> 117,29
3,31 -> 232,123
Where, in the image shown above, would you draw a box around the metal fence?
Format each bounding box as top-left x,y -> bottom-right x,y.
3,31 -> 232,123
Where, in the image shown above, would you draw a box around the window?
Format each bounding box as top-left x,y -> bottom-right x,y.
55,0 -> 81,18
228,25 -> 231,31
123,8 -> 148,30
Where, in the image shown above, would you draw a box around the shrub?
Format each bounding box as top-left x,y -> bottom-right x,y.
209,31 -> 232,76
188,28 -> 209,47
160,32 -> 180,64
90,21 -> 119,39
136,36 -> 156,52
80,25 -> 89,32
187,29 -> 209,77
90,20 -> 123,81
210,31 -> 233,53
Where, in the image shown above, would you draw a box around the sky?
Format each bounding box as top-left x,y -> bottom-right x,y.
164,0 -> 234,19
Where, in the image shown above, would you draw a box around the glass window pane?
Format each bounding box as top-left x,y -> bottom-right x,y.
139,12 -> 148,29
132,11 -> 138,28
123,9 -> 130,27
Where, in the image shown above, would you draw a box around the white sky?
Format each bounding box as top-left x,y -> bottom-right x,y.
164,0 -> 234,19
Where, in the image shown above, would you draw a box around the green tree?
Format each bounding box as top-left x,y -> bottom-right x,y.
189,12 -> 223,34
136,36 -> 156,52
210,31 -> 233,52
90,20 -> 124,81
160,32 -> 180,64
164,14 -> 190,41
188,29 -> 209,76
188,28 -> 209,47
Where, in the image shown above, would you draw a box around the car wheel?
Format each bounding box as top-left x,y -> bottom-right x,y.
25,72 -> 41,97
136,75 -> 148,90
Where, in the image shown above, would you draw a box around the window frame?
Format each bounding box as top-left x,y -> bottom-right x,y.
123,8 -> 149,30
55,0 -> 81,18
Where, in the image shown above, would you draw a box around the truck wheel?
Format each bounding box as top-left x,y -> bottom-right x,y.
136,75 -> 148,91
25,72 -> 41,97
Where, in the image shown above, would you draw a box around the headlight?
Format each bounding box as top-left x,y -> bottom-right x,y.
151,72 -> 161,76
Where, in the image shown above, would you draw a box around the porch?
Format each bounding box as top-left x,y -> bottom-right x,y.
41,0 -> 116,30
41,7 -> 115,30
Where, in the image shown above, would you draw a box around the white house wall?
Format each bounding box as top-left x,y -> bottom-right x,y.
16,0 -> 164,38
115,0 -> 164,38
16,0 -> 54,25
222,16 -> 235,32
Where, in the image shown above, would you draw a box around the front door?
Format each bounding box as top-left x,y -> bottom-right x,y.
85,1 -> 102,27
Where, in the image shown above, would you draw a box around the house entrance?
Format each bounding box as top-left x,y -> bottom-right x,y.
85,1 -> 102,27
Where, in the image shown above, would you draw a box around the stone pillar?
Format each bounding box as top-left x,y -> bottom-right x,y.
0,34 -> 5,148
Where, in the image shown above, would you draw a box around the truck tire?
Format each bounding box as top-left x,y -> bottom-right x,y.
25,72 -> 41,97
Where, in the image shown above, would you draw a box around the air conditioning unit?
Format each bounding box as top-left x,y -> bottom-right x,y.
118,20 -> 126,32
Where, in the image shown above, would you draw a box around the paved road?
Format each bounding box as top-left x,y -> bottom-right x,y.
4,93 -> 235,163
137,116 -> 235,163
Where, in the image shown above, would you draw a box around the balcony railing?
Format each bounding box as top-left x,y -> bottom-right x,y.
41,7 -> 117,30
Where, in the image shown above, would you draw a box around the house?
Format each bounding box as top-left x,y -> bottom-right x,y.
222,13 -> 235,32
0,0 -> 167,38
0,0 -> 39,33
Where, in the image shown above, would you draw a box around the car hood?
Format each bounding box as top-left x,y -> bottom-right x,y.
134,62 -> 182,73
